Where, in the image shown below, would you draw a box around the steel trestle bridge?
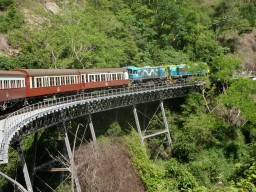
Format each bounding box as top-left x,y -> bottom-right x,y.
0,81 -> 203,192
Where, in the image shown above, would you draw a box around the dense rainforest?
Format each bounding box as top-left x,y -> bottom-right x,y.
0,0 -> 256,191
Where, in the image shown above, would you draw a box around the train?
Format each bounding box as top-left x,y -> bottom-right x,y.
0,63 -> 208,111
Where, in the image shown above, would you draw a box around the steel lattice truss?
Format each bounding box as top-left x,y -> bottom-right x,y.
0,81 -> 203,164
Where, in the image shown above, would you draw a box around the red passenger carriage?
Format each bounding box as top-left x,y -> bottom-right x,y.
0,70 -> 26,110
0,68 -> 129,111
77,68 -> 129,90
18,69 -> 81,98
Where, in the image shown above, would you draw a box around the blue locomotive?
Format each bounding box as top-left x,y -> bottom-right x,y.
124,66 -> 166,82
125,63 -> 208,82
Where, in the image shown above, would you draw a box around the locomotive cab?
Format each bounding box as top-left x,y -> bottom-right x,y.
123,66 -> 139,81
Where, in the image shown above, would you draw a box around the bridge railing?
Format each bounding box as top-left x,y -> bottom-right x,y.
1,81 -> 202,162
233,70 -> 256,78
4,81 -> 189,123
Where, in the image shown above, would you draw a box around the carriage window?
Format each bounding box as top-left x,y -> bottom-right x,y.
81,75 -> 84,83
36,78 -> 42,88
41,78 -> 44,87
31,77 -> 34,88
55,77 -> 60,86
89,75 -> 95,82
101,74 -> 105,81
52,77 -> 56,86
84,75 -> 88,83
43,78 -> 46,87
46,78 -> 49,87
113,74 -> 117,80
45,78 -> 49,87
49,77 -> 54,86
60,77 -> 64,85
96,75 -> 100,82
4,80 -> 8,89
10,80 -> 14,88
105,74 -> 109,81
82,75 -> 86,83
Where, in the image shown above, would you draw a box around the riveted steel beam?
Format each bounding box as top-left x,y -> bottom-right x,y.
16,142 -> 33,192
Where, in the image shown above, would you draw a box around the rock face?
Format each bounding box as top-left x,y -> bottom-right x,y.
236,28 -> 256,70
0,34 -> 19,56
44,2 -> 60,15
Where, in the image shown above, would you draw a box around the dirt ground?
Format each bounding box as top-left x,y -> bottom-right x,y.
75,140 -> 145,192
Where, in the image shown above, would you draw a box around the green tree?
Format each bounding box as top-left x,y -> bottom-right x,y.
239,3 -> 256,27
222,78 -> 256,124
0,0 -> 13,11
211,55 -> 241,92
0,4 -> 23,33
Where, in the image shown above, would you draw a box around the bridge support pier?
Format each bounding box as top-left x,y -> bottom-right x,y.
62,121 -> 81,192
88,115 -> 96,142
133,101 -> 172,147
16,142 -> 33,192
133,105 -> 144,145
30,132 -> 38,186
160,100 -> 172,147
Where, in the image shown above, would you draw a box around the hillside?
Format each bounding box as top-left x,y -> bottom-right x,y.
0,0 -> 256,191
236,28 -> 256,70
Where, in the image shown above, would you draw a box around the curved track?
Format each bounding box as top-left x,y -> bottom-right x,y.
0,81 -> 203,164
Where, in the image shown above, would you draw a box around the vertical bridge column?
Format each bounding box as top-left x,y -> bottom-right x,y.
160,100 -> 172,147
30,132 -> 38,186
16,141 -> 33,192
88,115 -> 97,142
62,121 -> 81,192
133,105 -> 144,145
133,101 -> 172,147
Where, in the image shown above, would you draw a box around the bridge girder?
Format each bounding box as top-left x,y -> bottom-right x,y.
9,84 -> 200,144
